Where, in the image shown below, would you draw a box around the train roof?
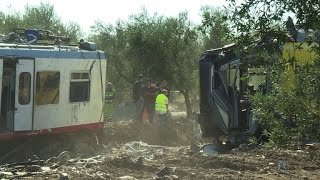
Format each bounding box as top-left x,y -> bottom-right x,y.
200,43 -> 237,65
0,29 -> 107,60
0,43 -> 107,60
205,43 -> 236,55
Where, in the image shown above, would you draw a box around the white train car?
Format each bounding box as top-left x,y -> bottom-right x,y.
0,32 -> 107,140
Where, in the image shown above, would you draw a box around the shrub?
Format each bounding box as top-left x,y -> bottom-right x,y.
253,60 -> 320,147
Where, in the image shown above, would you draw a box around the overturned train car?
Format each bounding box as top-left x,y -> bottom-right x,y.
0,33 -> 107,140
198,44 -> 268,143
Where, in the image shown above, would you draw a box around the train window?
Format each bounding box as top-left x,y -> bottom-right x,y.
69,72 -> 90,102
213,72 -> 223,89
228,68 -> 240,90
35,71 -> 60,105
18,72 -> 31,105
71,73 -> 89,79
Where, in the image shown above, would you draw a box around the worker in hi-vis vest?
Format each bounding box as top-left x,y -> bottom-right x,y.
155,89 -> 169,124
105,82 -> 115,120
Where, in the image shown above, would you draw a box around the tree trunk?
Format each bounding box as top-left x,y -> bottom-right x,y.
181,91 -> 192,118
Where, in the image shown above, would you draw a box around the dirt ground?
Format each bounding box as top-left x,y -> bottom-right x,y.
1,102 -> 320,179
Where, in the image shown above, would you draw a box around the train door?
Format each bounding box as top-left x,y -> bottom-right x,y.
14,59 -> 34,131
0,59 -> 16,132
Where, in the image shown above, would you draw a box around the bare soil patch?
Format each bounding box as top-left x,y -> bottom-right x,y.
1,108 -> 320,179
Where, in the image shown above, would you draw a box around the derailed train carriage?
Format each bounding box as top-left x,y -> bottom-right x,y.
198,44 -> 263,143
198,27 -> 319,144
0,29 -> 107,140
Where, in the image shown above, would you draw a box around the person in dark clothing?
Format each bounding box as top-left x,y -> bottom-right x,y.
143,79 -> 158,123
132,74 -> 144,101
132,74 -> 144,122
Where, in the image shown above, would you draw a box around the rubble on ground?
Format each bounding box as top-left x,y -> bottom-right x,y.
1,115 -> 320,179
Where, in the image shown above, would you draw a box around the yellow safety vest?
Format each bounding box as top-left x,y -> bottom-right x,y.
105,90 -> 115,104
155,94 -> 168,113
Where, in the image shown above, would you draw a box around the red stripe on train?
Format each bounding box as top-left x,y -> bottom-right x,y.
0,122 -> 104,140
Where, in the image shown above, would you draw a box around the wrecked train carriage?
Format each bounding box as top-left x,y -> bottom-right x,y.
0,35 -> 107,140
198,44 -> 268,143
198,19 -> 319,143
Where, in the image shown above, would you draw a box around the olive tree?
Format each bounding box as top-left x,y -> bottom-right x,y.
90,10 -> 201,117
0,2 -> 82,43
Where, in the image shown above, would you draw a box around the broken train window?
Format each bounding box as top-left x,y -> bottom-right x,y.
35,71 -> 60,105
69,72 -> 90,102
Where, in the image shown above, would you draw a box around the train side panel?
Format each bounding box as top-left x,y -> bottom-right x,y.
33,57 -> 106,130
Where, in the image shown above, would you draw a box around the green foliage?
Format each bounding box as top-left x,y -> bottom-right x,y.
0,2 -> 82,43
248,136 -> 259,145
90,21 -> 133,91
228,0 -> 320,33
0,11 -> 22,33
90,7 -> 231,117
228,0 -> 320,146
199,6 -> 231,49
23,2 -> 63,32
90,10 -> 205,117
253,61 -> 320,146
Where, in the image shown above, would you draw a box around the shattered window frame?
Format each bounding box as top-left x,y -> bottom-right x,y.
35,71 -> 60,105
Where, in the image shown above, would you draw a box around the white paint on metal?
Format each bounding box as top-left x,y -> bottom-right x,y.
14,59 -> 34,131
32,58 -> 106,130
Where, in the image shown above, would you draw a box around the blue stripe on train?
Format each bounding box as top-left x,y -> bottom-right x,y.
0,48 -> 107,60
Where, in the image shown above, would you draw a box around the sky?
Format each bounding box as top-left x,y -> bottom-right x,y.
0,0 -> 227,34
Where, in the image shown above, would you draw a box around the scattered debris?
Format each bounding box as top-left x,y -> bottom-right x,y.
170,175 -> 179,179
0,118 -> 319,179
278,160 -> 287,171
117,175 -> 138,180
200,144 -> 219,156
156,166 -> 175,177
59,172 -> 69,180
306,143 -> 320,150
117,141 -> 188,161
136,156 -> 145,167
